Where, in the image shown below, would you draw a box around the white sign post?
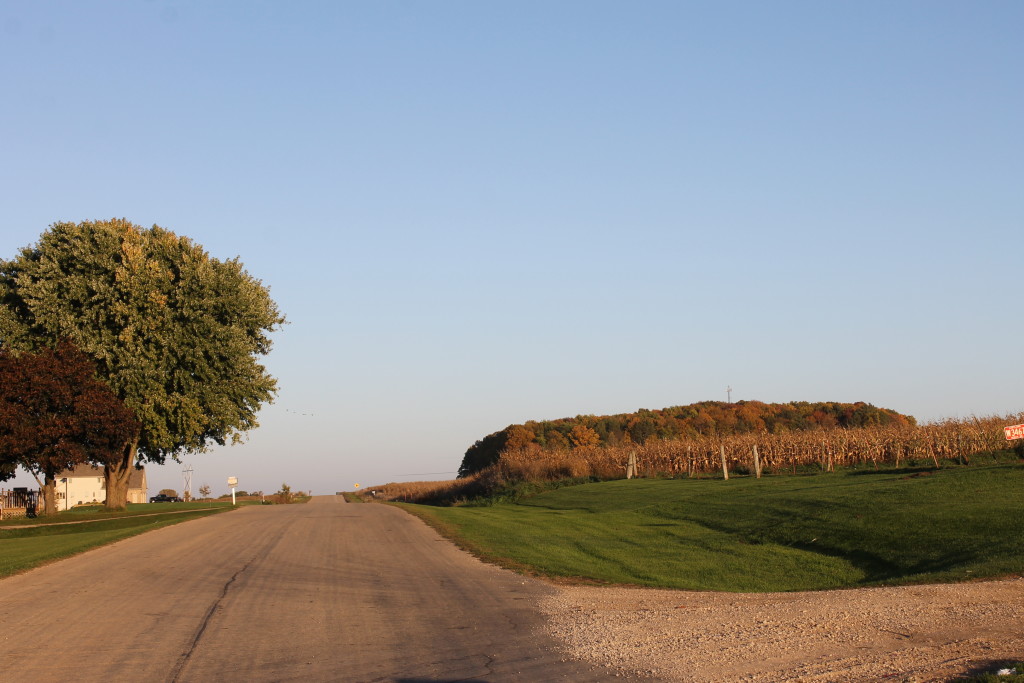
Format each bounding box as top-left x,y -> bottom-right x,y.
227,477 -> 238,505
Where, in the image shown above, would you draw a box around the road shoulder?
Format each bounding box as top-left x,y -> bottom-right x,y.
539,577 -> 1024,681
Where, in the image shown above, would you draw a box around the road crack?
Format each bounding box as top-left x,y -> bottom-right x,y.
166,559 -> 254,683
166,520 -> 289,683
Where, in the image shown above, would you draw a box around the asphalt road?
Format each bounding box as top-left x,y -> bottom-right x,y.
0,496 -> 631,682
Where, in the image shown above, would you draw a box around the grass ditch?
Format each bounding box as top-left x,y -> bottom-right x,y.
0,506 -> 231,578
952,662 -> 1024,682
402,462 -> 1024,592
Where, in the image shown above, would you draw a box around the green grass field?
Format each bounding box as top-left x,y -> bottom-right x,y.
0,507 -> 230,578
0,499 -> 247,527
407,463 -> 1024,592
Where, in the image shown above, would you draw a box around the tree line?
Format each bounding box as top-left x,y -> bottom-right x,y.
0,219 -> 283,514
459,401 -> 915,476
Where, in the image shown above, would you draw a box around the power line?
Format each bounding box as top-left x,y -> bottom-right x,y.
394,471 -> 457,477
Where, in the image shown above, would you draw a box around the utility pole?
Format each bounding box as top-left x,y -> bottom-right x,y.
182,465 -> 193,501
727,385 -> 733,403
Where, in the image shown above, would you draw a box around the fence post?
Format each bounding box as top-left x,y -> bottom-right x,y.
720,444 -> 729,480
626,451 -> 636,479
753,444 -> 761,479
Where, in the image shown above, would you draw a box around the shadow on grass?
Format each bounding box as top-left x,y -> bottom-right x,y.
783,540 -> 980,585
846,465 -> 938,477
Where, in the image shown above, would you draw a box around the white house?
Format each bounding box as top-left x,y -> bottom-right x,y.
54,464 -> 148,510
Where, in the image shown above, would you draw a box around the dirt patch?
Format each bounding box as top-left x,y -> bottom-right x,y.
540,577 -> 1024,682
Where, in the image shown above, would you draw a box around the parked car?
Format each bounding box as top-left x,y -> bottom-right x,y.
149,493 -> 182,503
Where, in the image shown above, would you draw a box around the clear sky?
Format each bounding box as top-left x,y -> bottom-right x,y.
2,1 -> 1022,498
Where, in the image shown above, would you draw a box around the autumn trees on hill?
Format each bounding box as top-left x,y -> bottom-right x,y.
459,401 -> 915,477
0,219 -> 284,509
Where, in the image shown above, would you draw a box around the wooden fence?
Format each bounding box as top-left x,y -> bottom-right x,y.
0,488 -> 40,520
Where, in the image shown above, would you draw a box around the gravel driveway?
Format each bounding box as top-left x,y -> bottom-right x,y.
540,577 -> 1024,682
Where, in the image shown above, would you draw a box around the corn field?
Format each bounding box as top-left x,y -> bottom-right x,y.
368,413 -> 1024,505
501,413 -> 1024,479
362,479 -> 479,504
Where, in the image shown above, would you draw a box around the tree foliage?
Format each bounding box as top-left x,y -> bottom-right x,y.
459,400 -> 916,477
0,219 -> 285,508
276,482 -> 293,504
0,342 -> 139,514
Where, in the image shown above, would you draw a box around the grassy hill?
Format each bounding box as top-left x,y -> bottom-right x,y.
405,462 -> 1024,592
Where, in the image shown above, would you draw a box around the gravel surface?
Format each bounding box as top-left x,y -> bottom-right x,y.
539,577 -> 1024,682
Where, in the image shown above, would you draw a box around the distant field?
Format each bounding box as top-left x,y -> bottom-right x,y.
405,463 -> 1024,592
0,506 -> 231,578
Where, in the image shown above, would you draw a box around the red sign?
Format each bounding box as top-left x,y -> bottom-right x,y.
1005,424 -> 1024,441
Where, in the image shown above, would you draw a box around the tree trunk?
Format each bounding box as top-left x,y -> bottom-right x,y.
42,469 -> 58,516
104,438 -> 138,510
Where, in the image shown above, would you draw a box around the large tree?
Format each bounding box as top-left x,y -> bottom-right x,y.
0,219 -> 285,509
0,342 -> 139,515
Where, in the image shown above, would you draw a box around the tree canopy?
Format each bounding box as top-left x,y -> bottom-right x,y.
0,219 -> 285,508
0,342 -> 139,514
459,400 -> 916,477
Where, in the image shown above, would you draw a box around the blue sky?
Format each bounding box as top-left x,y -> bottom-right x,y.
2,1 -> 1022,497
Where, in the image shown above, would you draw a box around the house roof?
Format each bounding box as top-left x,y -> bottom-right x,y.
55,464 -> 146,489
